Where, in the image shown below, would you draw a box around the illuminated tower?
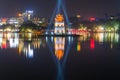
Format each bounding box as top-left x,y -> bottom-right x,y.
54,14 -> 65,35
48,0 -> 70,35
54,37 -> 65,60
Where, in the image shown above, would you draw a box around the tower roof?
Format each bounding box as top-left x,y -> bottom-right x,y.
55,14 -> 64,22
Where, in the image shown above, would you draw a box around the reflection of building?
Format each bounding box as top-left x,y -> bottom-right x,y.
18,36 -> 45,58
0,33 -> 19,49
0,38 -> 7,49
18,40 -> 34,58
0,33 -> 47,58
54,14 -> 65,35
23,44 -> 34,58
93,33 -> 119,43
54,37 -> 65,60
77,42 -> 81,52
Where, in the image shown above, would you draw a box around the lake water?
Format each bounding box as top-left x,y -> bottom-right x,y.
0,32 -> 120,80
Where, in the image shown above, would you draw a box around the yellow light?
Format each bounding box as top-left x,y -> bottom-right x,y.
55,50 -> 64,60
77,42 -> 81,52
27,29 -> 32,32
77,15 -> 81,18
55,14 -> 64,22
18,13 -> 22,17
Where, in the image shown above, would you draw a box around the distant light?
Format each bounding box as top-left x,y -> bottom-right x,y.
45,32 -> 48,34
26,10 -> 33,14
0,23 -> 3,26
1,18 -> 7,22
18,13 -> 22,17
68,32 -> 71,34
100,27 -> 104,30
90,17 -> 95,21
76,15 -> 81,18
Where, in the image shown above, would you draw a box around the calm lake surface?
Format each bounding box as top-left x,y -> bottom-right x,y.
0,32 -> 120,80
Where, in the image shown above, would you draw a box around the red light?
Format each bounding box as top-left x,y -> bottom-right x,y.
2,43 -> 7,49
90,17 -> 95,21
2,18 -> 7,22
90,39 -> 95,49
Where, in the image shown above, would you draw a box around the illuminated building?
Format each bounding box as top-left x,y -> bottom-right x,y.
0,18 -> 8,25
18,10 -> 34,22
18,13 -> 24,24
54,14 -> 65,35
8,18 -> 19,24
7,18 -> 21,28
26,10 -> 33,21
54,37 -> 65,60
32,18 -> 43,26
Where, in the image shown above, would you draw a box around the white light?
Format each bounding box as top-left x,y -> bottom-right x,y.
45,32 -> 48,34
9,38 -> 19,48
68,32 -> 71,34
46,37 -> 48,42
51,37 -> 54,42
28,49 -> 34,58
51,32 -> 54,35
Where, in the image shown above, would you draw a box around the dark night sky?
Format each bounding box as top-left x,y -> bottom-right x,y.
0,0 -> 120,19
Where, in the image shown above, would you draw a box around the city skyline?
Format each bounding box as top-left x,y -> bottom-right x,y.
0,0 -> 120,19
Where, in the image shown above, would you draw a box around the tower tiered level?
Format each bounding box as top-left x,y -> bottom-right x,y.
54,14 -> 65,35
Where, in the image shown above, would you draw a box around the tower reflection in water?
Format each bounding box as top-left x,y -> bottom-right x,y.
54,37 -> 65,80
45,36 -> 72,80
51,37 -> 73,80
0,32 -> 119,59
54,37 -> 65,60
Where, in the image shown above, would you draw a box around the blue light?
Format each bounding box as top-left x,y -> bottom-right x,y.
26,10 -> 33,14
48,0 -> 71,30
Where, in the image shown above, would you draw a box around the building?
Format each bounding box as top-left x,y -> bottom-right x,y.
0,18 -> 8,26
18,10 -> 34,22
54,14 -> 65,35
7,18 -> 21,27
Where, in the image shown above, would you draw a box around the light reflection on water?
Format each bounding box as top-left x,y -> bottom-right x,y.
0,32 -> 120,79
0,32 -> 120,58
